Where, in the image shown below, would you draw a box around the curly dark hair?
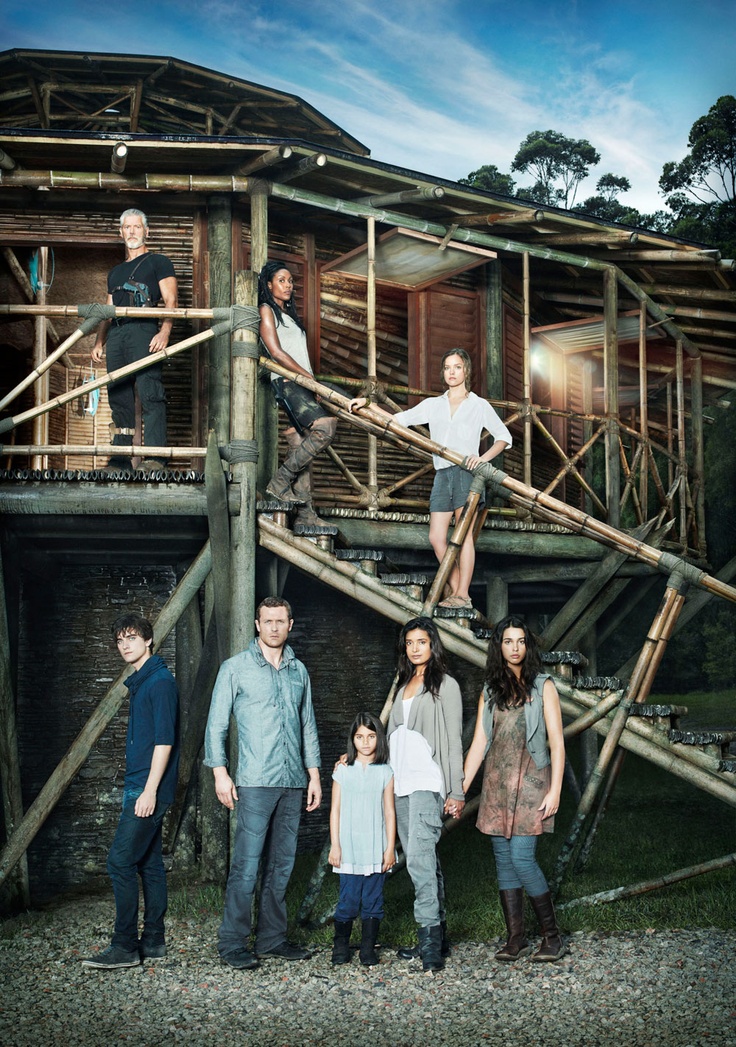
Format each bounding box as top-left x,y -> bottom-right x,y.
484,615 -> 543,709
396,616 -> 448,700
257,260 -> 304,331
345,711 -> 390,766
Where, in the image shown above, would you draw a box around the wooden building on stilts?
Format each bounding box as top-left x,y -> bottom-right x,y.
0,49 -> 735,916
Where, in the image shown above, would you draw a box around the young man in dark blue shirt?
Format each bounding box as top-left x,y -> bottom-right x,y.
82,613 -> 179,969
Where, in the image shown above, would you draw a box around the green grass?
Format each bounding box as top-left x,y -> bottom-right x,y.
168,688 -> 736,944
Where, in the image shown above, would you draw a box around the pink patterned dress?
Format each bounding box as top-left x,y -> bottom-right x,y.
476,702 -> 553,838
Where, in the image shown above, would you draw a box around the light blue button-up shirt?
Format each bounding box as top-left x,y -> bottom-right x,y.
204,638 -> 321,788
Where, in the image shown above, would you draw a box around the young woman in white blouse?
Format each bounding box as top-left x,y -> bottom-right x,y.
350,348 -> 511,608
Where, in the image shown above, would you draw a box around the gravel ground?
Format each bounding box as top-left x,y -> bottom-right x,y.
1,895 -> 735,1047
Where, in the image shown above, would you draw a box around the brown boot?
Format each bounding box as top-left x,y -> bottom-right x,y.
495,889 -> 532,961
286,431 -> 327,525
528,891 -> 566,962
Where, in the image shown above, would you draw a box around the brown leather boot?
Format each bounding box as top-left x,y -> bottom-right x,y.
495,889 -> 532,961
528,891 -> 566,962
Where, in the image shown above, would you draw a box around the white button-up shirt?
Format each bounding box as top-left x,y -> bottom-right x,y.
394,391 -> 512,470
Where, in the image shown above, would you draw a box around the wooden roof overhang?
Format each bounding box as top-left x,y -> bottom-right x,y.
0,50 -> 734,398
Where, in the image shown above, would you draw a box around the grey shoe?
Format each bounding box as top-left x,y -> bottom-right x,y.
81,944 -> 141,969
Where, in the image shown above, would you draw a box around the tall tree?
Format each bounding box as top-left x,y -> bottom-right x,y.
659,97 -> 736,256
458,164 -> 516,196
659,95 -> 736,207
511,130 -> 600,208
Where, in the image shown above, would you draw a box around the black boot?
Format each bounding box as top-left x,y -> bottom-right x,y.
266,426 -> 334,503
331,919 -> 353,965
529,891 -> 566,962
398,921 -> 448,961
359,917 -> 381,967
417,923 -> 444,972
495,889 -> 532,961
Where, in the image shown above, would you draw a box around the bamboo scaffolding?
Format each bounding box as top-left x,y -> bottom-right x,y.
0,310 -> 259,437
257,516 -> 485,668
0,541 -> 213,889
557,852 -> 736,910
2,246 -> 62,346
548,577 -> 688,895
0,444 -> 207,458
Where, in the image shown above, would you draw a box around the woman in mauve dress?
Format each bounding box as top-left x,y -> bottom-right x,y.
463,615 -> 566,962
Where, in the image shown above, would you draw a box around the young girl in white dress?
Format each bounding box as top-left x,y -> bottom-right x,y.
329,711 -> 396,966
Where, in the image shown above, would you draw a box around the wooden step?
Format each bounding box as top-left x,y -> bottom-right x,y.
573,676 -> 623,692
335,548 -> 386,576
669,729 -> 736,760
380,572 -> 434,600
629,703 -> 689,730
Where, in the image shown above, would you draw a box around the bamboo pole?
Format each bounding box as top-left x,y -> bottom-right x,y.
557,852 -> 736,910
548,575 -> 688,895
2,246 -> 61,345
675,341 -> 688,549
31,247 -> 49,469
422,486 -> 483,612
0,443 -> 207,458
0,327 -> 95,413
0,546 -> 30,906
366,216 -> 379,502
257,516 -> 485,668
522,253 -> 532,488
638,303 -> 649,515
207,194 -> 233,445
205,430 -> 231,661
603,266 -> 620,529
0,542 -> 213,889
540,520 -> 656,649
257,359 -> 736,604
0,319 -> 258,437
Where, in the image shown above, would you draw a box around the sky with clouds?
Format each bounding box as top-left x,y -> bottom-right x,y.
2,0 -> 734,213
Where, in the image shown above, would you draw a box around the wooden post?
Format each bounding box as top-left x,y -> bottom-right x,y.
675,340 -> 688,549
0,543 -> 213,889
522,252 -> 532,488
32,247 -> 49,470
207,194 -> 233,445
690,356 -> 706,556
0,546 -> 30,907
485,260 -> 504,401
603,266 -> 620,528
366,216 -> 379,503
486,574 -> 508,624
422,488 -> 482,612
638,302 -> 649,517
205,430 -> 231,661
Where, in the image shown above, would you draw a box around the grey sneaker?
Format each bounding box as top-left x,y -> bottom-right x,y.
81,944 -> 141,969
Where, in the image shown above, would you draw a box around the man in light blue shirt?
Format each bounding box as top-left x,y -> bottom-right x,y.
204,597 -> 321,969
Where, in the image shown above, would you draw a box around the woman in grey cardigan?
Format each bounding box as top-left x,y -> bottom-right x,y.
388,617 -> 465,972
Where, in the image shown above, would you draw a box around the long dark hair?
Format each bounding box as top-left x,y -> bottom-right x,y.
484,615 -> 543,710
345,711 -> 390,766
396,616 -> 447,700
257,260 -> 304,331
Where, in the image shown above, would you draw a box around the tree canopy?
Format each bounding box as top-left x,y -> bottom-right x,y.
511,129 -> 600,208
659,95 -> 736,207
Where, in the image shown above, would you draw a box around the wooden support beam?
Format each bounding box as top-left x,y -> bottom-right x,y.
0,546 -> 30,907
207,194 -> 233,445
205,430 -> 231,661
603,266 -> 620,528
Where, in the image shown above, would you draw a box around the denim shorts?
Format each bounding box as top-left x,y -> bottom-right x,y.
429,464 -> 485,513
